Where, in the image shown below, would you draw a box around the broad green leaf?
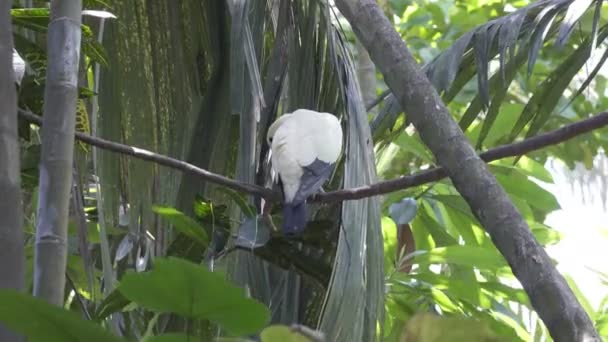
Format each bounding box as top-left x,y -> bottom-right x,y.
529,222 -> 563,246
479,103 -> 522,147
394,131 -> 434,162
382,216 -> 398,272
144,334 -> 198,342
429,194 -> 475,219
412,272 -> 491,308
145,334 -> 251,342
193,195 -> 231,227
11,8 -> 50,32
0,290 -> 124,342
118,257 -> 270,335
480,281 -> 530,306
260,325 -> 317,342
433,199 -> 480,245
413,246 -> 508,270
430,288 -> 462,313
152,206 -> 208,247
494,173 -> 560,212
488,311 -> 531,341
564,274 -> 595,318
400,313 -> 503,342
410,212 -> 436,253
491,156 -> 553,183
94,288 -> 131,320
418,204 -> 457,246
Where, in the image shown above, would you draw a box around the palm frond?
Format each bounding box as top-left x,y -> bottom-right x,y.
373,0 -> 602,142
317,5 -> 384,341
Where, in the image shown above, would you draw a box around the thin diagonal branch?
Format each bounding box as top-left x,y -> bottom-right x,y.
18,109 -> 608,203
19,109 -> 276,200
316,112 -> 608,202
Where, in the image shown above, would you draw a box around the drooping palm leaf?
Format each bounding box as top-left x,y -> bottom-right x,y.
316,4 -> 385,341
373,0 -> 603,144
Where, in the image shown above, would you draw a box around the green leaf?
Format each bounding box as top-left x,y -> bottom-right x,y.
11,8 -> 50,33
417,204 -> 457,247
429,194 -> 475,218
529,222 -> 563,246
394,131 -> 434,162
413,246 -> 508,270
491,156 -> 553,183
215,187 -> 256,218
83,39 -> 110,68
144,334 -> 198,342
152,206 -> 208,247
94,288 -> 131,320
564,274 -> 595,318
412,272 -> 491,308
0,290 -> 124,342
260,325 -> 317,342
118,257 -> 270,335
400,313 -> 502,342
494,172 -> 560,212
480,281 -> 530,306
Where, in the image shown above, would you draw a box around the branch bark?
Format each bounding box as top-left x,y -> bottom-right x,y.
317,112 -> 608,202
33,0 -> 83,306
334,0 -> 599,340
19,108 -> 608,202
0,3 -> 25,341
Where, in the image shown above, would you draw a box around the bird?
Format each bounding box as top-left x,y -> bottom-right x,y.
267,109 -> 343,235
13,49 -> 25,86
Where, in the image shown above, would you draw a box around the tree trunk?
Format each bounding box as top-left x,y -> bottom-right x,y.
33,0 -> 82,306
334,0 -> 600,341
0,3 -> 26,341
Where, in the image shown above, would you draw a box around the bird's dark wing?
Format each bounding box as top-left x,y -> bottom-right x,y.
292,158 -> 334,204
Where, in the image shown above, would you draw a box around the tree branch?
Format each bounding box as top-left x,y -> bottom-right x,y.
334,0 -> 600,340
315,112 -> 608,202
19,109 -> 608,204
18,109 -> 277,200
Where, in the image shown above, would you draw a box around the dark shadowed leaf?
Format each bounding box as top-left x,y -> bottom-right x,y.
118,257 -> 270,335
555,0 -> 594,47
94,288 -> 131,320
426,31 -> 474,94
0,290 -> 124,342
527,5 -> 559,77
216,187 -> 256,218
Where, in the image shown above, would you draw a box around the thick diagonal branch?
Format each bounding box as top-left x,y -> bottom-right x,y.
334,0 -> 599,340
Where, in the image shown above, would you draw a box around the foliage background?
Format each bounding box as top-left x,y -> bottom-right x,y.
4,0 -> 608,340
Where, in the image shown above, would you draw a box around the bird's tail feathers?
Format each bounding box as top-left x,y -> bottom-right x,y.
282,202 -> 307,236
